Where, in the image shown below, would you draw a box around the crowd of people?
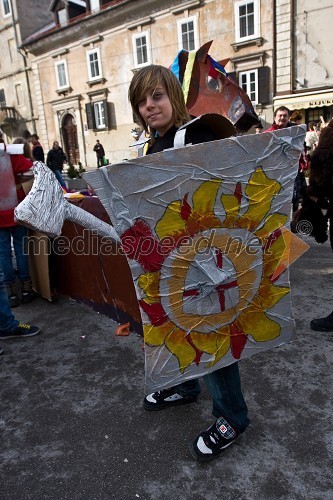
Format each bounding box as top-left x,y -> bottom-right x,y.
0,67 -> 332,464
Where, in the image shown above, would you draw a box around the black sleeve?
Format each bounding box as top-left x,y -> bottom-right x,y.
46,150 -> 52,168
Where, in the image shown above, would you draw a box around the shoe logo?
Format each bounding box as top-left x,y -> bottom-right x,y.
219,424 -> 228,434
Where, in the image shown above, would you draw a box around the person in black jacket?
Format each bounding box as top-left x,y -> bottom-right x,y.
93,140 -> 105,168
46,141 -> 67,189
129,65 -> 249,463
30,134 -> 44,163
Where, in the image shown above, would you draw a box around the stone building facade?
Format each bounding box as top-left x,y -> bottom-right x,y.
274,0 -> 333,124
18,0 -> 274,167
0,0 -> 53,140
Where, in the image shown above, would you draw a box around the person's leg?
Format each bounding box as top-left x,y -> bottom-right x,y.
144,378 -> 201,410
189,363 -> 250,462
11,225 -> 36,303
0,228 -> 16,284
11,225 -> 30,282
54,169 -> 67,189
0,263 -> 19,332
203,363 -> 249,431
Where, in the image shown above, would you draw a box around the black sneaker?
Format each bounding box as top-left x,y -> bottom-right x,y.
144,387 -> 198,411
0,322 -> 40,340
310,312 -> 333,332
21,290 -> 38,304
189,416 -> 240,463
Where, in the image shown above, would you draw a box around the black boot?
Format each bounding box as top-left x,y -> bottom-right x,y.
310,312 -> 333,332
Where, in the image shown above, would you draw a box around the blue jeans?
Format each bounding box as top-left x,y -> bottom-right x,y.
54,169 -> 67,189
176,363 -> 249,432
0,263 -> 18,332
0,225 -> 30,284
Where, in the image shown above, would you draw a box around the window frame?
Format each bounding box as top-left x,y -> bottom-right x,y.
55,59 -> 69,90
86,48 -> 102,82
177,15 -> 199,52
1,0 -> 11,17
234,0 -> 260,43
239,68 -> 258,104
132,31 -> 151,68
94,101 -> 106,129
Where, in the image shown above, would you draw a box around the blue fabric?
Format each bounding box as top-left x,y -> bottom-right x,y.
0,263 -> 18,332
176,363 -> 249,432
170,50 -> 187,82
208,55 -> 228,76
0,225 -> 30,283
53,169 -> 67,189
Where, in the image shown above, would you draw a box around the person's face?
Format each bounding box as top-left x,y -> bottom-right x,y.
53,141 -> 59,149
138,83 -> 174,137
274,110 -> 290,128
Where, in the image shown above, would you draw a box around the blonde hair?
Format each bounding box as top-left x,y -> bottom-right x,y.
13,137 -> 32,160
128,65 -> 190,144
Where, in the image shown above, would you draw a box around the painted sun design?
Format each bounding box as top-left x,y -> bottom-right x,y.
121,167 -> 290,373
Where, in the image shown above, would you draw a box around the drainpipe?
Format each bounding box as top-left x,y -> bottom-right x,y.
290,0 -> 295,93
10,0 -> 36,134
272,0 -> 276,98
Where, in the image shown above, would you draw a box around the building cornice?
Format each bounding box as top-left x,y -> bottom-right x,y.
21,0 -> 188,56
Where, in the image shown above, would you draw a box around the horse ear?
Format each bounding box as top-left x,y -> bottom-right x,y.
218,58 -> 229,68
196,40 -> 213,63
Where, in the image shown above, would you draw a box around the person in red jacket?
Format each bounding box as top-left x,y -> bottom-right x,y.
264,106 -> 292,132
0,138 -> 37,307
264,106 -> 307,212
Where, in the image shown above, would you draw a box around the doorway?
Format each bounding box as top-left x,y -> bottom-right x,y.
62,114 -> 80,164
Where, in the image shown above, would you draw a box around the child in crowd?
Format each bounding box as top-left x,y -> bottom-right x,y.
128,65 -> 249,463
0,138 -> 37,307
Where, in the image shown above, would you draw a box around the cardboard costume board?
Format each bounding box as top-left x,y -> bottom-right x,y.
86,127 -> 305,392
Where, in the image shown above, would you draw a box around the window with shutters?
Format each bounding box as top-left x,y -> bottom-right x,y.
1,0 -> 11,17
85,100 -> 109,130
230,66 -> 269,105
234,0 -> 259,43
132,32 -> 151,67
239,69 -> 258,104
86,49 -> 102,81
55,60 -> 69,89
177,16 -> 198,51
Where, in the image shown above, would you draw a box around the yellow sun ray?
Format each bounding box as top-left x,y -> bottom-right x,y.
236,168 -> 281,231
138,271 -> 160,300
144,321 -> 174,346
255,213 -> 288,241
206,326 -> 232,366
252,278 -> 290,309
187,179 -> 222,233
192,179 -> 222,216
155,200 -> 186,240
165,329 -> 197,372
190,331 -> 219,355
236,307 -> 281,341
221,192 -> 241,227
262,232 -> 287,278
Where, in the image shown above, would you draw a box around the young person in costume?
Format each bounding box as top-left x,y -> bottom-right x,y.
129,65 -> 249,463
